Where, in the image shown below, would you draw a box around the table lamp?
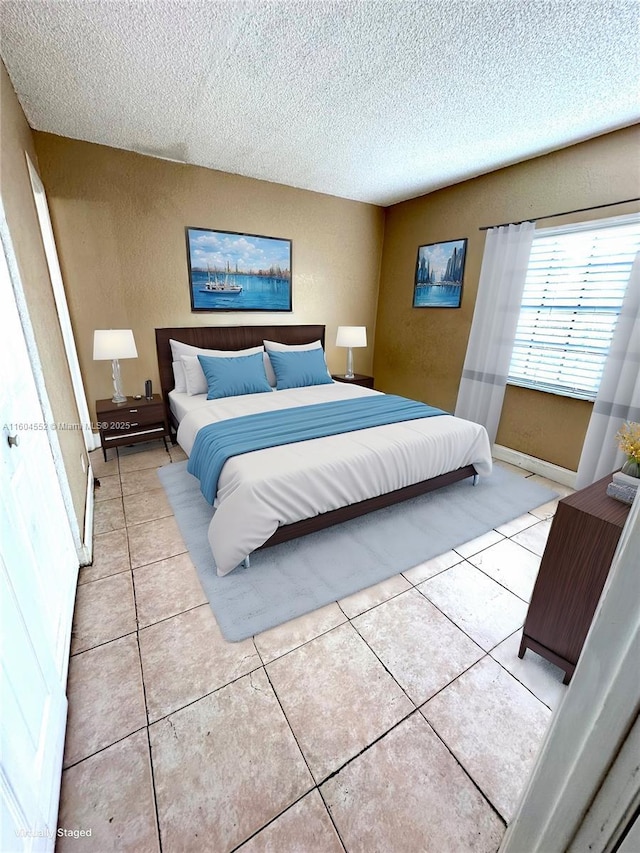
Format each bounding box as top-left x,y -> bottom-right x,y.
336,326 -> 367,379
93,329 -> 138,403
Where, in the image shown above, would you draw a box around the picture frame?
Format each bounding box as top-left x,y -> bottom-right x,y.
186,227 -> 292,312
413,238 -> 467,308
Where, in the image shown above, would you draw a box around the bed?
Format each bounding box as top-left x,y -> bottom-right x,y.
155,325 -> 492,575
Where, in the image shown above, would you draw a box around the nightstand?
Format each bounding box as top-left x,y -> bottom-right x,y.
332,374 -> 374,389
96,395 -> 170,461
519,473 -> 629,684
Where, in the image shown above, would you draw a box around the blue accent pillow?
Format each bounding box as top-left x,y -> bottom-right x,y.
198,353 -> 272,400
267,347 -> 333,390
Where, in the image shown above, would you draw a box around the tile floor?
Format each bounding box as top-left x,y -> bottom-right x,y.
58,445 -> 572,852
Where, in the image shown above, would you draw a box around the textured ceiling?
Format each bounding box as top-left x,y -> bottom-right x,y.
1,0 -> 639,205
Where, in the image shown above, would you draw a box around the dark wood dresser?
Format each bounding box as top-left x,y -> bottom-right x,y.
519,473 -> 630,684
331,373 -> 375,389
96,394 -> 170,461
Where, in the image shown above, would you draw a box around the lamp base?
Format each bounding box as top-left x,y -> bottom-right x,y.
111,358 -> 127,404
345,347 -> 354,380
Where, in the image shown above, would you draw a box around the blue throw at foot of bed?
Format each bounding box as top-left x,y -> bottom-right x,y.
187,394 -> 447,504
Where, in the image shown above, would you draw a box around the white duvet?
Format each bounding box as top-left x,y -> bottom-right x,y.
176,383 -> 492,576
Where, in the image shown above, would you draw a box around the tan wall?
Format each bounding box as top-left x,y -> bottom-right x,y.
32,134 -> 384,420
0,64 -> 88,528
374,126 -> 640,471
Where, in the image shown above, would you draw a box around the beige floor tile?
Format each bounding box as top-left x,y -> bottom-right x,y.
94,497 -> 125,534
419,562 -> 528,651
123,487 -> 173,526
94,473 -> 122,503
402,549 -> 462,585
63,635 -> 146,767
339,574 -> 411,619
118,444 -> 171,473
454,529 -> 504,559
79,528 -> 130,584
266,623 -> 413,782
134,553 -> 206,628
120,466 -> 163,497
237,790 -> 344,853
71,572 -> 137,654
467,539 -> 541,603
57,729 -> 159,852
496,512 -> 540,537
530,497 -> 560,520
511,518 -> 552,557
89,450 -> 119,479
150,669 -> 314,852
422,656 -> 551,821
139,604 -> 261,721
169,444 -> 188,462
321,713 -> 504,853
128,515 -> 186,568
353,589 -> 484,705
490,631 -> 567,710
254,603 -> 347,665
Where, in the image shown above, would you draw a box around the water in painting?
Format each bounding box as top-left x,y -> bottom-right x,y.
413,283 -> 463,308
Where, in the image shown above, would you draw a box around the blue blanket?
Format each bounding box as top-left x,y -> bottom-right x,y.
187,394 -> 447,504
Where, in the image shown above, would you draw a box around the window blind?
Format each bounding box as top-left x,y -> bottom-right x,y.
508,219 -> 640,400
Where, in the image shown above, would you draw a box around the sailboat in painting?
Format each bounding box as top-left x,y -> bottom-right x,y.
200,266 -> 242,294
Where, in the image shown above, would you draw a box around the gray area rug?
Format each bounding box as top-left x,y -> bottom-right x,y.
157,463 -> 556,642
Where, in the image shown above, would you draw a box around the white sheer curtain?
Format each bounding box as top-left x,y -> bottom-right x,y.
575,252 -> 640,488
455,222 -> 535,444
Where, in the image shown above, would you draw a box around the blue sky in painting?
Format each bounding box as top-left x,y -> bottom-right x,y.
189,229 -> 290,273
418,240 -> 465,278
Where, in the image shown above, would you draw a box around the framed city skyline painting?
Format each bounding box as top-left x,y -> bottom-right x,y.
186,227 -> 292,312
413,238 -> 467,308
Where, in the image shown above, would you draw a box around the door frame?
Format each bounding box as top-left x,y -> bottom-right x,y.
25,154 -> 98,454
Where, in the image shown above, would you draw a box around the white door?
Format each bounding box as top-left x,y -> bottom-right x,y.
0,228 -> 78,851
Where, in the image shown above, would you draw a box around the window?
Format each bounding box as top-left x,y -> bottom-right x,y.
508,216 -> 640,400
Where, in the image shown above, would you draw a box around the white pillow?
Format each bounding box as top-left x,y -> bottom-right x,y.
263,339 -> 322,352
172,360 -> 187,393
169,340 -> 264,395
171,339 -> 206,390
180,355 -> 209,396
263,353 -> 277,387
170,338 -> 263,360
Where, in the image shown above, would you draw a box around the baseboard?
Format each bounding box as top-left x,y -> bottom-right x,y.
493,444 -> 576,488
79,463 -> 94,566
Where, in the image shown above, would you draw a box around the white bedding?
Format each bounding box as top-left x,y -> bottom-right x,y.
168,388 -> 208,422
176,383 -> 492,576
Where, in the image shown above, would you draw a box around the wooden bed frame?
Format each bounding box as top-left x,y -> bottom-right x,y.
155,324 -> 476,550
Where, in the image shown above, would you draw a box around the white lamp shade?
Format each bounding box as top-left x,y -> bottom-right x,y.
93,329 -> 138,360
336,326 -> 367,348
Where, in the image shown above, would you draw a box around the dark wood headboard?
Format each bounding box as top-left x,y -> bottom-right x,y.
155,324 -> 326,431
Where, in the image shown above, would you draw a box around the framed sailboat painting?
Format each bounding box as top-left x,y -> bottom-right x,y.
186,227 -> 292,312
413,238 -> 466,308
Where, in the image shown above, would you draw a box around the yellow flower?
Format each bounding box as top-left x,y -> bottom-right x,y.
616,421 -> 640,462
